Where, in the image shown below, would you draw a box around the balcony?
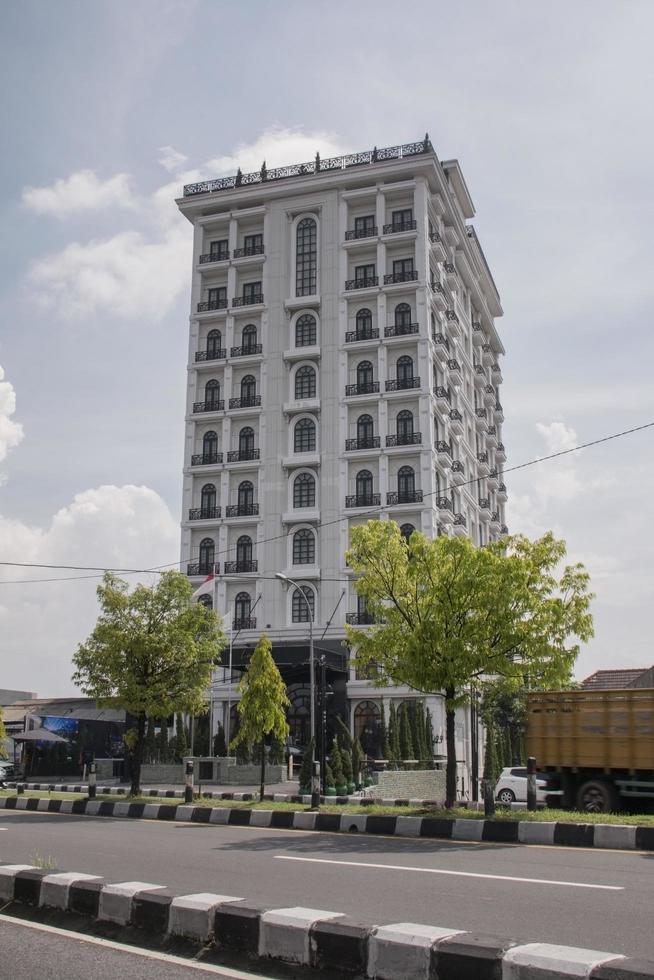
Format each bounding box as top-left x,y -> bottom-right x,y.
226,449 -> 260,462
230,344 -> 263,357
345,277 -> 379,290
191,452 -> 223,466
387,490 -> 423,505
432,332 -> 450,361
233,617 -> 257,630
429,233 -> 446,262
496,443 -> 507,464
345,494 -> 381,508
233,244 -> 264,258
475,408 -> 488,431
492,362 -> 503,384
228,395 -> 261,409
385,322 -> 419,337
482,343 -> 494,366
500,524 -> 509,536
195,348 -> 227,362
345,381 -> 380,396
224,560 -> 258,574
193,399 -> 225,413
346,611 -> 377,626
382,220 -> 417,234
435,440 -> 452,468
383,271 -> 418,286
225,503 -> 259,517
490,511 -> 501,532
345,227 -> 378,241
197,299 -> 228,313
434,386 -> 451,412
385,377 -> 420,392
488,468 -> 499,490
497,482 -> 508,502
444,262 -> 458,286
345,327 -> 379,343
199,251 -> 229,264
386,432 -> 422,447
436,496 -> 453,523
187,562 -> 219,576
486,426 -> 498,449
483,384 -> 496,407
448,408 -> 464,435
447,359 -> 462,387
452,513 -> 467,537
430,279 -> 447,310
188,507 -> 221,521
474,364 -> 486,387
494,402 -> 504,424
472,322 -> 484,346
477,452 -> 490,476
345,436 -> 380,451
479,498 -> 491,522
445,309 -> 460,327
451,459 -> 465,485
233,294 -> 264,307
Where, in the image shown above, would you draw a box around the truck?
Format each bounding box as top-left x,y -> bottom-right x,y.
526,688 -> 654,813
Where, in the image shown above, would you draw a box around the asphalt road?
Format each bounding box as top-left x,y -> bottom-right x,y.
1,810 -> 653,960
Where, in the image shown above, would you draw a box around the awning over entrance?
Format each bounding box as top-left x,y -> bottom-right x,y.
221,638 -> 349,681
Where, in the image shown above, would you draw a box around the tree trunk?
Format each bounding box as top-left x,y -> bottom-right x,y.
445,687 -> 457,808
130,712 -> 147,797
259,735 -> 266,802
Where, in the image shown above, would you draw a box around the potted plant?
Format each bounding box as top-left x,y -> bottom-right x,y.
324,761 -> 336,796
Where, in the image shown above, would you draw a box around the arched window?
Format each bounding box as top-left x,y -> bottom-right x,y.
396,409 -> 414,442
356,469 -> 373,502
205,379 -> 221,409
357,414 -> 374,444
236,535 -> 252,566
237,480 -> 254,512
234,591 -> 251,626
294,418 -> 316,453
206,329 -> 222,357
202,430 -> 218,461
394,302 -> 412,328
199,537 -> 215,574
198,593 -> 213,610
238,426 -> 255,457
356,308 -> 372,339
399,522 -> 415,543
200,483 -> 216,516
295,365 -> 316,400
286,684 -> 311,746
296,217 -> 317,297
295,313 -> 316,347
396,355 -> 414,383
357,360 -> 373,388
354,701 -> 381,757
240,375 -> 256,401
293,528 -> 315,565
292,584 -> 315,623
398,465 -> 415,501
293,472 -> 316,508
242,324 -> 257,351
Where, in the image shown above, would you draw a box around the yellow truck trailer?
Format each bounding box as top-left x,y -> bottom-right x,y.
526,688 -> 654,812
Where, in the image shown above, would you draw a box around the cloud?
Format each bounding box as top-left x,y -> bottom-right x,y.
22,170 -> 136,218
0,484 -> 180,695
204,125 -> 349,176
158,145 -> 188,173
0,364 -> 24,465
536,421 -> 577,454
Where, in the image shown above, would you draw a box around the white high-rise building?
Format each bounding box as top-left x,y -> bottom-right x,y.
176,135 -> 505,793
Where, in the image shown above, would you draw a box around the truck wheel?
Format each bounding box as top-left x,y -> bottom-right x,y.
576,780 -> 617,813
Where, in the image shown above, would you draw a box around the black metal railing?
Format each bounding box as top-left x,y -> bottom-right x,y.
233,617 -> 256,630
496,442 -> 506,455
387,490 -> 423,505
228,395 -> 261,409
233,294 -> 263,307
346,612 -> 377,625
449,409 -> 463,425
383,271 -> 418,285
195,349 -> 227,361
385,377 -> 420,391
345,277 -> 379,290
433,386 -> 451,404
193,400 -> 225,413
451,460 -> 464,475
188,507 -> 220,520
200,251 -> 229,263
233,244 -> 264,257
191,452 -> 223,466
230,344 -> 263,357
487,426 -> 497,439
501,524 -> 509,535
482,342 -> 493,356
225,503 -> 259,517
453,513 -> 467,528
345,227 -> 378,240
197,299 -> 228,312
484,384 -> 495,397
386,432 -> 422,447
184,137 -> 433,196
479,498 -> 491,510
447,359 -> 461,374
477,452 -> 489,465
498,482 -> 507,495
436,440 -> 452,457
445,309 -> 459,324
345,437 -> 380,451
475,408 -> 488,422
495,402 -> 504,415
226,449 -> 260,462
187,562 -> 219,576
345,494 -> 381,508
474,364 -> 486,378
430,279 -> 445,295
429,232 -> 443,245
488,468 -> 498,481
345,327 -> 379,343
385,322 -> 419,337
444,262 -> 456,276
224,560 -> 258,574
436,496 -> 452,511
432,332 -> 449,349
382,220 -> 417,234
345,382 -> 379,396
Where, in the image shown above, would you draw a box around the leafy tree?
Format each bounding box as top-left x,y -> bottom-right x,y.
424,706 -> 434,763
324,761 -> 335,791
330,738 -> 345,790
346,523 -> 593,806
352,737 -> 365,788
269,737 -> 285,766
73,571 -> 225,795
193,712 -> 211,757
398,703 -> 414,761
482,718 -> 500,785
143,717 -> 157,764
335,715 -> 353,750
388,702 -> 400,763
299,737 -> 315,792
341,744 -> 353,788
230,634 -> 289,800
235,739 -> 251,765
156,722 -> 169,763
213,724 -> 227,757
175,713 -> 189,761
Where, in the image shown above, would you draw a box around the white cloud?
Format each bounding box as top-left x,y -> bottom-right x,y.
0,364 -> 24,465
158,145 -> 188,173
535,421 -> 577,454
204,125 -> 349,176
0,484 -> 180,695
22,170 -> 136,218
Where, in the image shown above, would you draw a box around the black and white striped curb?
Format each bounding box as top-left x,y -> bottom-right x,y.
1,861 -> 653,979
2,794 -> 653,852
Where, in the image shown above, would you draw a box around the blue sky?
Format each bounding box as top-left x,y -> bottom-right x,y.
1,0 -> 653,693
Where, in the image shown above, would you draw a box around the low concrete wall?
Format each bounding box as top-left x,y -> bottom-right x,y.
225,764 -> 285,785
139,760 -> 285,786
140,764 -> 184,784
375,769 -> 445,800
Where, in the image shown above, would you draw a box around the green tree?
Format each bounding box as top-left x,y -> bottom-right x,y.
143,717 -> 157,764
213,724 -> 227,757
156,721 -> 169,763
175,713 -> 189,761
482,718 -> 500,785
341,744 -> 353,789
73,570 -> 225,795
352,737 -> 365,788
330,738 -> 345,790
398,703 -> 414,761
230,634 -> 289,800
424,706 -> 434,762
379,702 -> 388,759
346,523 -> 593,806
299,737 -> 315,793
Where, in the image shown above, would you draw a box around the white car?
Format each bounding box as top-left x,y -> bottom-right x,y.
494,766 -> 550,805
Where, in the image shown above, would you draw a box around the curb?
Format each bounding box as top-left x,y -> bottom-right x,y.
1,861 -> 653,978
2,794 -> 654,853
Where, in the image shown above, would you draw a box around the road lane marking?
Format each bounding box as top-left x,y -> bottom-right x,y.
0,913 -> 272,977
275,855 -> 624,891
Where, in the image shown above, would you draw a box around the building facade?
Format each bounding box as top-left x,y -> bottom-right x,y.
176,136 -> 505,795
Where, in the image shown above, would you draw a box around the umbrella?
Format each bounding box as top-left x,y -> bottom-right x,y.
11,729 -> 68,744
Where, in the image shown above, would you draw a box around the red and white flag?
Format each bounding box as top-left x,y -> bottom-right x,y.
192,572 -> 216,599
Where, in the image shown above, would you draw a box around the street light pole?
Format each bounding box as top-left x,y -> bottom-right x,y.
275,572 -> 318,808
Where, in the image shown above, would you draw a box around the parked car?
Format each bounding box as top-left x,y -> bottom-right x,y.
494,766 -> 552,804
0,762 -> 17,785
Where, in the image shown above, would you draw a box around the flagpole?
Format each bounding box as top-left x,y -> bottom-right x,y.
225,625 -> 233,755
